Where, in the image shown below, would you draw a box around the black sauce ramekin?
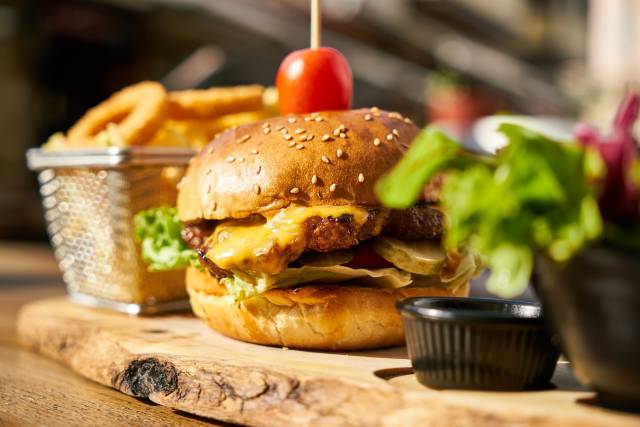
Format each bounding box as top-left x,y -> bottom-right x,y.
397,297 -> 559,391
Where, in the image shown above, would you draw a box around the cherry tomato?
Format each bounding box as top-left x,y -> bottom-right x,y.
344,245 -> 393,270
276,47 -> 353,115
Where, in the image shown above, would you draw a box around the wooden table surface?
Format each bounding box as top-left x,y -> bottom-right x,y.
0,241 -> 225,426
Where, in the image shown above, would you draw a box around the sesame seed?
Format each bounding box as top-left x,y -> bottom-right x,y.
333,129 -> 341,136
339,133 -> 347,138
254,184 -> 261,194
207,146 -> 215,154
304,117 -> 313,122
389,112 -> 403,120
226,156 -> 235,163
290,187 -> 300,194
242,135 -> 251,142
255,165 -> 261,174
262,122 -> 270,128
276,125 -> 284,131
404,117 -> 413,124
321,155 -> 330,164
371,106 -> 380,112
288,141 -> 296,147
321,134 -> 331,142
287,117 -> 297,123
251,149 -> 259,155
386,134 -> 394,141
339,124 -> 346,131
206,168 -> 213,175
364,114 -> 372,121
296,144 -> 305,150
336,149 -> 344,158
358,173 -> 365,183
311,174 -> 318,184
311,112 -> 320,117
393,129 -> 400,137
263,128 -> 270,134
329,183 -> 337,192
298,135 -> 307,141
374,138 -> 381,146
314,117 -> 323,122
283,134 -> 293,140
294,128 -> 305,134
306,134 -> 314,141
237,157 -> 245,163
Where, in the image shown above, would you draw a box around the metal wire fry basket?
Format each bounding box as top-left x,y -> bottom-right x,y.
27,147 -> 196,314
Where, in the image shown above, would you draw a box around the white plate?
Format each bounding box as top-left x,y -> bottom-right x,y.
472,115 -> 575,154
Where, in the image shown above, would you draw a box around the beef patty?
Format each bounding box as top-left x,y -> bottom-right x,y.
181,204 -> 443,278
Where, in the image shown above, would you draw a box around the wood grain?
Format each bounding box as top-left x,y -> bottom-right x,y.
0,243 -> 226,426
0,346 -> 220,427
16,297 -> 640,427
0,242 -> 59,279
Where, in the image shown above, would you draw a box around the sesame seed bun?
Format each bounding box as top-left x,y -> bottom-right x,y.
177,108 -> 419,222
185,266 -> 470,350
177,108 -> 459,351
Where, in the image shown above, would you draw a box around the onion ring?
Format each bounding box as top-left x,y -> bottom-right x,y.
167,85 -> 264,120
67,81 -> 167,146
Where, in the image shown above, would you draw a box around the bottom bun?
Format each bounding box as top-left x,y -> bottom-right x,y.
186,267 -> 469,350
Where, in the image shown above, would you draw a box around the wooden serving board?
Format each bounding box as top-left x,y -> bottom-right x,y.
16,298 -> 640,427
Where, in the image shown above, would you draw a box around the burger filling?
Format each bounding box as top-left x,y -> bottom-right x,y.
202,206 -> 381,274
133,204 -> 478,301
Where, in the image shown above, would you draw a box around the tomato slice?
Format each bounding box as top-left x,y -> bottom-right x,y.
344,245 -> 394,270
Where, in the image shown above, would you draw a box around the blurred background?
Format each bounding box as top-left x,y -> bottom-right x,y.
1,0 -> 639,241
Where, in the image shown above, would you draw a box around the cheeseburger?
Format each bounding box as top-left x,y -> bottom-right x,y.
165,108 -> 477,350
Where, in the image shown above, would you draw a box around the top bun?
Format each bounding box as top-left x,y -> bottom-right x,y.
178,108 -> 419,222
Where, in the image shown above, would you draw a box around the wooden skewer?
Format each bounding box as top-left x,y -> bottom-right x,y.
311,0 -> 321,49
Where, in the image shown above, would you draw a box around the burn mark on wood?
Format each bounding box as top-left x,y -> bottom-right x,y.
56,336 -> 72,353
116,358 -> 177,397
141,329 -> 167,334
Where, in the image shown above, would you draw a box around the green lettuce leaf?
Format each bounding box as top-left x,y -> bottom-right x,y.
220,256 -> 479,302
375,126 -> 487,208
269,265 -> 413,289
134,206 -> 198,271
219,274 -> 268,301
375,123 -> 603,298
221,265 -> 414,301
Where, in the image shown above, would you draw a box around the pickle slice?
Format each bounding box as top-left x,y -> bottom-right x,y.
296,249 -> 354,267
371,237 -> 445,275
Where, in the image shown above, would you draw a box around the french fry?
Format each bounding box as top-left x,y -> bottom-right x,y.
167,85 -> 265,120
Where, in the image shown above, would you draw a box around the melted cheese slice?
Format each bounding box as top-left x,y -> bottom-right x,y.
205,205 -> 382,274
